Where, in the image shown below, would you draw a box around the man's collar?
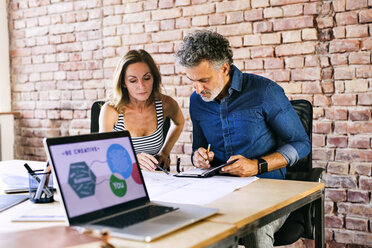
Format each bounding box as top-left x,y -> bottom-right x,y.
228,65 -> 243,95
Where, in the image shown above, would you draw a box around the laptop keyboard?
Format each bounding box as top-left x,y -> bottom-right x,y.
95,205 -> 178,229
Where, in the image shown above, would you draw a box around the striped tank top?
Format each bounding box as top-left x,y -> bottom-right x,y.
113,100 -> 164,156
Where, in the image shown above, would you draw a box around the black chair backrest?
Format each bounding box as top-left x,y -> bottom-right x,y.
90,100 -> 171,142
287,99 -> 313,174
90,100 -> 104,133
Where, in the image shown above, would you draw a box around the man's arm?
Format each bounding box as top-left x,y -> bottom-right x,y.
222,83 -> 310,177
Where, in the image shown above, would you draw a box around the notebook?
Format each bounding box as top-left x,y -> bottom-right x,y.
43,131 -> 218,242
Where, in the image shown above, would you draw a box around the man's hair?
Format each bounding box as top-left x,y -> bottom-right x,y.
175,30 -> 233,69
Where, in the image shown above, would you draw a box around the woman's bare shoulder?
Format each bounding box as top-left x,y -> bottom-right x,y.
101,102 -> 119,116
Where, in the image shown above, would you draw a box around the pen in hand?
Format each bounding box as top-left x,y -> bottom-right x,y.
155,163 -> 169,175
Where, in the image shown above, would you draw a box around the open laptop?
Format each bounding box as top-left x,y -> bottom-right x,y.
43,131 -> 218,242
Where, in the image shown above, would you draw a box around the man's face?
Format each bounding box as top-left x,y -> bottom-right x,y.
185,60 -> 229,102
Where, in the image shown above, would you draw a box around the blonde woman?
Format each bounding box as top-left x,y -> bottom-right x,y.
99,50 -> 184,171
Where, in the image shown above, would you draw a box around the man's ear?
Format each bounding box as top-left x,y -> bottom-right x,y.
221,62 -> 229,76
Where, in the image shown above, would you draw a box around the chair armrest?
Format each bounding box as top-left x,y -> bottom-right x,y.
285,168 -> 324,182
309,168 -> 324,182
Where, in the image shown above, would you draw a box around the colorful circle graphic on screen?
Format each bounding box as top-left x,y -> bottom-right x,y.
131,163 -> 142,185
106,144 -> 132,179
110,174 -> 127,197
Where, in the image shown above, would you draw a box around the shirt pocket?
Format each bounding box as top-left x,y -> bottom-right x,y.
232,109 -> 261,140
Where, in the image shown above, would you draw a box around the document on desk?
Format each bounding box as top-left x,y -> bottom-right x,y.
142,172 -> 258,205
12,204 -> 65,222
0,160 -> 46,193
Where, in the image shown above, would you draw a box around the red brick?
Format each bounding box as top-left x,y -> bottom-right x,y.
348,51 -> 371,64
345,217 -> 368,231
356,65 -> 372,78
325,188 -> 347,201
350,163 -> 371,176
335,149 -> 372,162
358,93 -> 372,105
346,25 -> 369,38
264,58 -> 283,69
271,0 -> 308,6
313,121 -> 332,134
292,68 -> 321,81
325,108 -> 348,120
250,46 -> 274,58
329,40 -> 359,53
328,162 -> 350,176
273,16 -> 313,31
330,54 -> 348,65
276,42 -> 315,56
324,174 -> 357,188
335,11 -> 358,25
349,109 -> 371,121
253,21 -> 273,33
325,215 -> 344,228
334,67 -> 354,80
209,14 -> 225,25
348,136 -> 370,148
303,82 -> 322,94
312,134 -> 325,147
284,56 -> 304,68
360,176 -> 372,190
313,148 -> 334,161
244,9 -> 263,21
359,8 -> 372,23
347,190 -> 370,203
282,4 -> 303,17
346,0 -> 368,10
316,17 -> 334,29
361,37 -> 372,50
327,136 -> 348,148
256,70 -> 290,82
245,59 -> 263,70
314,95 -> 331,106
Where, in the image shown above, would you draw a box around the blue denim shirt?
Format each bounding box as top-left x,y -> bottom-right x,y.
190,65 -> 310,179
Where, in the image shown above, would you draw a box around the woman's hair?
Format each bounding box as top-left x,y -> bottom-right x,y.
110,49 -> 162,112
175,30 -> 233,70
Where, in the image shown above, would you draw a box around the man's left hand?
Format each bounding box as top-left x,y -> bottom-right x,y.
220,155 -> 258,177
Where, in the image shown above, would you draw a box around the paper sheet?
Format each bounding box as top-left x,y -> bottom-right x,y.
11,204 -> 66,222
142,172 -> 258,205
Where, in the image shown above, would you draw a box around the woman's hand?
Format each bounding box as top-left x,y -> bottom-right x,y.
136,153 -> 158,171
155,152 -> 170,170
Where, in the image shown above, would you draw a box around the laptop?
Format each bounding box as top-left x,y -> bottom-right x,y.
43,131 -> 218,242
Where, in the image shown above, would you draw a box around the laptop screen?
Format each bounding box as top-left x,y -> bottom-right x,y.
46,132 -> 148,219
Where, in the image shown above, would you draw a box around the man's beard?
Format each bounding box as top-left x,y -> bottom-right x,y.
200,76 -> 225,102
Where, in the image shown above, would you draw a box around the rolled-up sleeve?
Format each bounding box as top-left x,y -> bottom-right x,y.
263,84 -> 311,166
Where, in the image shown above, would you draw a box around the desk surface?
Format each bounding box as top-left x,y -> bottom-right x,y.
0,160 -> 324,248
207,178 -> 324,229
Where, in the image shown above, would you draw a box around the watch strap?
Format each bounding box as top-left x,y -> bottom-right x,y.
257,158 -> 268,175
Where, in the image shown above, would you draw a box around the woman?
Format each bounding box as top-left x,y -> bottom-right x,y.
99,50 -> 184,171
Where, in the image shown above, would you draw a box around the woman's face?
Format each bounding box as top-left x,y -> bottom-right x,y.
124,62 -> 154,103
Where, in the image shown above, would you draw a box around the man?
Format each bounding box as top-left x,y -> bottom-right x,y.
175,30 -> 310,247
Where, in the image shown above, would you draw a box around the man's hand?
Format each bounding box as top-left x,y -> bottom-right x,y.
193,147 -> 214,169
220,155 -> 258,177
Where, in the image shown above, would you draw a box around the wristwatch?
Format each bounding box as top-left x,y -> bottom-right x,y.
257,158 -> 268,175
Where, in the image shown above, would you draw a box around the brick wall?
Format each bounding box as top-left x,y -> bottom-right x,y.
7,0 -> 371,246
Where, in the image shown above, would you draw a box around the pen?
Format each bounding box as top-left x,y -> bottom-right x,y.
155,163 -> 169,175
207,144 -> 210,153
24,163 -> 53,198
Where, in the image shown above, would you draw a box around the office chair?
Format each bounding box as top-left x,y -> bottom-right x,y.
273,99 -> 324,246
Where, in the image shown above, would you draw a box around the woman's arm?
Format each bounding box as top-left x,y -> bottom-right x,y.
159,95 -> 185,164
98,103 -> 119,133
